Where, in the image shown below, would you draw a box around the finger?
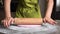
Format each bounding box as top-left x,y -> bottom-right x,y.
7,19 -> 12,27
43,18 -> 47,23
48,20 -> 55,25
5,20 -> 10,27
1,20 -> 6,27
52,20 -> 57,24
50,21 -> 54,25
55,20 -> 58,23
3,20 -> 6,27
5,20 -> 8,27
11,19 -> 14,24
50,20 -> 56,24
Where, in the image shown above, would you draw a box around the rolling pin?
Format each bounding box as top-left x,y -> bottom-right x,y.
13,18 -> 43,25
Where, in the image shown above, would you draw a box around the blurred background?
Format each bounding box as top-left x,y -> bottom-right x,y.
0,0 -> 60,21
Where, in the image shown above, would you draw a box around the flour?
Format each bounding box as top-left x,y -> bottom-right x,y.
8,23 -> 58,33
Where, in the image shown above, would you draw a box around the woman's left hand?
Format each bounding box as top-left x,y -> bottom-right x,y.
43,17 -> 56,25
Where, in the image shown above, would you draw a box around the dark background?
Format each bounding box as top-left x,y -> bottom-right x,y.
52,0 -> 60,20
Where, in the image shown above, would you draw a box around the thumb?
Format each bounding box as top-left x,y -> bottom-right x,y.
11,19 -> 14,24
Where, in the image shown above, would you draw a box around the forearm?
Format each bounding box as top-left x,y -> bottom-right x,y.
4,0 -> 11,17
45,0 -> 54,17
14,18 -> 43,25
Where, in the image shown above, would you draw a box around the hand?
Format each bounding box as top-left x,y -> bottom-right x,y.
43,17 -> 56,25
1,17 -> 14,27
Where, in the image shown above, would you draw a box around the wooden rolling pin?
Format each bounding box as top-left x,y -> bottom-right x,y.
13,18 -> 43,25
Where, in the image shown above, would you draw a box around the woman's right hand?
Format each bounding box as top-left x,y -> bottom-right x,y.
1,17 -> 14,28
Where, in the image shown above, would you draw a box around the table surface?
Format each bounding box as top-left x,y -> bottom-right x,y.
0,20 -> 60,34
